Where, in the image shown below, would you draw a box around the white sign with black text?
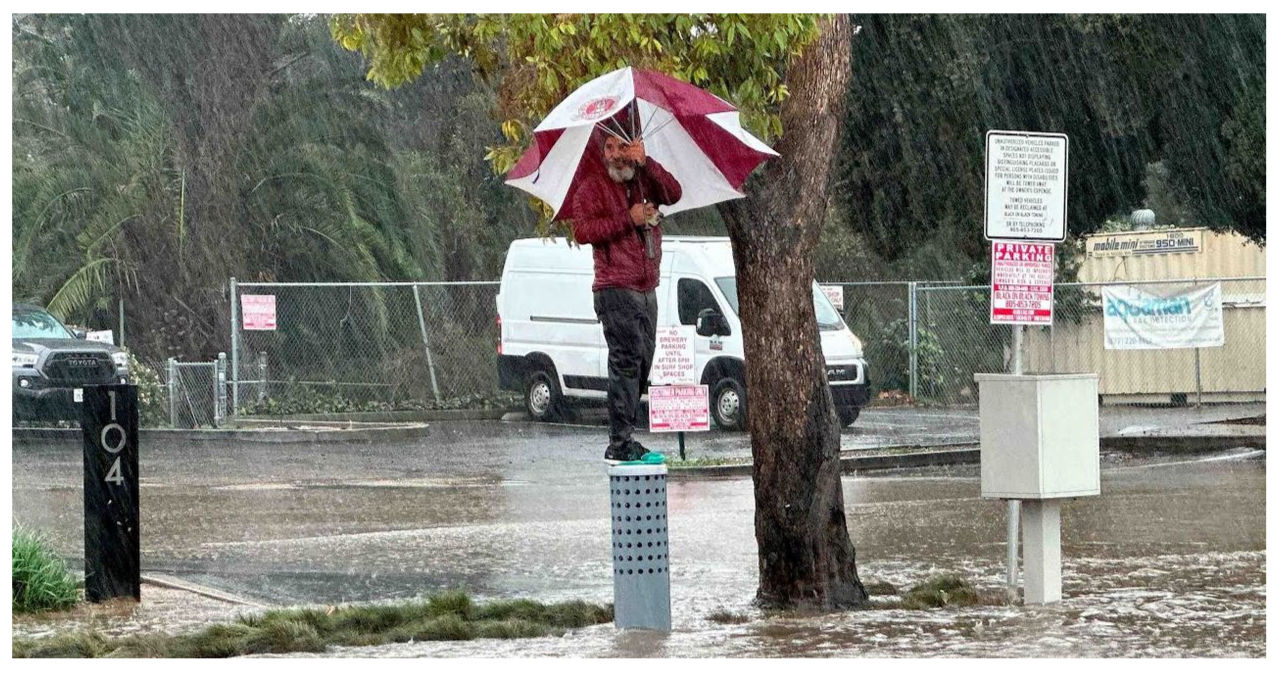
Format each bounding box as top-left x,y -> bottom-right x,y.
651,325 -> 697,385
985,130 -> 1069,242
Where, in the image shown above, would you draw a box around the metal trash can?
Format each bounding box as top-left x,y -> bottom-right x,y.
608,463 -> 671,631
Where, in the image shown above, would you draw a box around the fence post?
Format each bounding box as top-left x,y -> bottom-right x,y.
166,357 -> 178,428
215,352 -> 228,428
412,284 -> 443,404
229,277 -> 239,422
257,351 -> 268,404
908,282 -> 919,400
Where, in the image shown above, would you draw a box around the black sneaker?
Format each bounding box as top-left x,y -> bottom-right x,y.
624,440 -> 652,460
604,443 -> 632,463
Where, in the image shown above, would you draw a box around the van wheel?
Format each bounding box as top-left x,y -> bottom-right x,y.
710,377 -> 747,431
525,370 -> 563,423
837,406 -> 860,428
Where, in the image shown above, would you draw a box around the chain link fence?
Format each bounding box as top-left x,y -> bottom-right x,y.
915,277 -> 1266,405
221,276 -> 1264,421
229,281 -> 503,417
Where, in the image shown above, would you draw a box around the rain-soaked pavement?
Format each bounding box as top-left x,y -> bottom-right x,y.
9,406 -> 1266,657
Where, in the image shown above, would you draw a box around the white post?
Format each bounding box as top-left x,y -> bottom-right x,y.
1020,499 -> 1062,603
1006,323 -> 1023,602
412,284 -> 443,404
1006,499 -> 1020,602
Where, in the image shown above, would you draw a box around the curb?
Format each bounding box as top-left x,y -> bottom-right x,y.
238,409 -> 515,424
668,434 -> 1266,479
11,424 -> 433,444
140,573 -> 269,608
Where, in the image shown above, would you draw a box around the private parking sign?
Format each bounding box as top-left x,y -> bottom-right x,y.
991,241 -> 1054,326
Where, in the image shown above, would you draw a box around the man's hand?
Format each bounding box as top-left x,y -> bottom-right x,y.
629,201 -> 659,226
624,139 -> 647,167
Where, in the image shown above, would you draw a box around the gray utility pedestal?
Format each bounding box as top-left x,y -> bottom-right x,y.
608,463 -> 671,632
976,373 -> 1100,604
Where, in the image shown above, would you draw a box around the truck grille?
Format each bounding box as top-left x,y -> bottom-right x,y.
825,364 -> 859,382
42,352 -> 116,385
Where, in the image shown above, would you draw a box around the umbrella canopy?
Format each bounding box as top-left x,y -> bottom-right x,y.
505,66 -> 778,220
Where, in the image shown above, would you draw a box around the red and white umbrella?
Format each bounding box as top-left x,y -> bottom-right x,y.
505,66 -> 778,220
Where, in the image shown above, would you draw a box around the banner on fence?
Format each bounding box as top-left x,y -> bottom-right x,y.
652,326 -> 697,384
1102,283 -> 1224,350
990,241 -> 1054,326
648,384 -> 710,432
241,294 -> 277,331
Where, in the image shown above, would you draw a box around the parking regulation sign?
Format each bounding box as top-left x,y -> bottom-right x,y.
648,385 -> 710,433
991,241 -> 1054,326
985,130 -> 1068,242
652,326 -> 697,385
242,294 -> 277,331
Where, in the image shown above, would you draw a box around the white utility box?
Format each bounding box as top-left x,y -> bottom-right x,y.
976,373 -> 1100,499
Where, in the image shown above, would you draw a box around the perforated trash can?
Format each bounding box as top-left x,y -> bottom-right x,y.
608,463 -> 671,631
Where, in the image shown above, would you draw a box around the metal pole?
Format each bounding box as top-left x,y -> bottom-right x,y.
118,298 -> 125,348
1006,322 -> 1023,603
1194,348 -> 1203,408
215,352 -> 228,428
412,284 -> 443,403
678,431 -> 686,461
229,277 -> 239,421
1006,499 -> 1020,602
167,358 -> 178,428
1013,325 -> 1023,375
257,351 -> 268,404
908,282 -> 918,400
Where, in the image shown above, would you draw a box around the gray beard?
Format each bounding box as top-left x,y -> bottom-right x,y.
607,165 -> 635,183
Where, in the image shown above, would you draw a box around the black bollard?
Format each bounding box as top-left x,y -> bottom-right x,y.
81,384 -> 140,602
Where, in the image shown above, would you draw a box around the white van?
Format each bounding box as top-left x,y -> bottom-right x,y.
495,236 -> 870,430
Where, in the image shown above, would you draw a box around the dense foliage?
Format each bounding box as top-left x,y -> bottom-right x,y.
832,14 -> 1265,281
12,14 -> 532,365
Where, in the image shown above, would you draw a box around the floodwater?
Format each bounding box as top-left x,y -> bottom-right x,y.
10,416 -> 1266,657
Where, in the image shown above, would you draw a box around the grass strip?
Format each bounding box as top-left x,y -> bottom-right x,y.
12,526 -> 80,614
13,591 -> 613,658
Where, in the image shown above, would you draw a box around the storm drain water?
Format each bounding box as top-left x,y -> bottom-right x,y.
609,463 -> 671,632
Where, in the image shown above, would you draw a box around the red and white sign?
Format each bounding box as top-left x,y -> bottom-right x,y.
651,326 -> 697,384
648,385 -> 710,433
820,285 -> 845,312
242,294 -> 277,331
991,241 -> 1054,326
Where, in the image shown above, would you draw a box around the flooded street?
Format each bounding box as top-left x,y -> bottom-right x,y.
10,418 -> 1265,657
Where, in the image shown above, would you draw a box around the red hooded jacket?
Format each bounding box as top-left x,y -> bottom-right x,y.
566,159 -> 682,293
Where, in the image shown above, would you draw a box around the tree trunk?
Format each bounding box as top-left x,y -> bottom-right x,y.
718,15 -> 867,609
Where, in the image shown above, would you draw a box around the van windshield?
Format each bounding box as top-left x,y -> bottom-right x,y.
713,278 -> 846,331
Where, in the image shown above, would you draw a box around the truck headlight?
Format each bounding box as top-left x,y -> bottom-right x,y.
12,353 -> 37,368
849,334 -> 864,359
112,352 -> 129,369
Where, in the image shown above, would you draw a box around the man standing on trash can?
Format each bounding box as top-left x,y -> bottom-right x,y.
566,121 -> 682,462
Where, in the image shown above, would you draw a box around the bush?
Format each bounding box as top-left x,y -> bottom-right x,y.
12,526 -> 79,613
128,354 -> 169,428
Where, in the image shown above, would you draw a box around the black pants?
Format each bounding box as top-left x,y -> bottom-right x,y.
594,287 -> 658,448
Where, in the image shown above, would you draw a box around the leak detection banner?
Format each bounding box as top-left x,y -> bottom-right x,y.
1102,283 -> 1224,350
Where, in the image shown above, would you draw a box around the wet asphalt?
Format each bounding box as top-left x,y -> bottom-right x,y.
8,404 -> 1266,656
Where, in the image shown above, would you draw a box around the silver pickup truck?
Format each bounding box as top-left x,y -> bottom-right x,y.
11,303 -> 130,422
